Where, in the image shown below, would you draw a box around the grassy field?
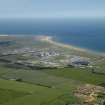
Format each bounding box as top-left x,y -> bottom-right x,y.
44,68 -> 105,85
0,79 -> 79,105
0,88 -> 27,104
0,36 -> 105,105
0,61 -> 105,105
0,65 -> 14,76
0,65 -> 80,105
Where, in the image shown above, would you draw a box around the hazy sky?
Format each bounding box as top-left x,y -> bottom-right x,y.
0,0 -> 105,18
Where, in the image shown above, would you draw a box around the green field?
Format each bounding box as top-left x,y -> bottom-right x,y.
0,36 -> 105,105
0,88 -> 27,104
0,64 -> 105,105
0,79 -> 75,105
0,65 -> 80,105
44,68 -> 105,85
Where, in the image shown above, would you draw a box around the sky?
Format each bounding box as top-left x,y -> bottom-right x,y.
0,0 -> 105,19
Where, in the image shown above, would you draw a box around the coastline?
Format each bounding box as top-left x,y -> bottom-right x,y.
35,35 -> 90,52
0,35 -> 105,56
35,35 -> 105,56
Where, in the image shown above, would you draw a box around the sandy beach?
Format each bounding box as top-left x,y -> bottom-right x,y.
37,36 -> 105,56
1,35 -> 105,56
35,35 -> 87,52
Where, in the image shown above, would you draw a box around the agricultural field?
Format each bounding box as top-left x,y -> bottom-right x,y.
0,36 -> 105,105
0,64 -> 105,105
0,66 -> 80,105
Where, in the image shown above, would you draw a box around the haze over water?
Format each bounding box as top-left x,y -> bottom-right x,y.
0,18 -> 105,53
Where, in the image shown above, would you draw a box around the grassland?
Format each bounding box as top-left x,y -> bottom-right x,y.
0,88 -> 27,104
0,65 -> 80,105
44,68 -> 105,85
0,79 -> 77,105
0,64 -> 105,105
0,36 -> 105,105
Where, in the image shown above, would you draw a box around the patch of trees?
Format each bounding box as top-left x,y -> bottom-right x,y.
16,78 -> 23,82
0,58 -> 11,63
36,83 -> 52,88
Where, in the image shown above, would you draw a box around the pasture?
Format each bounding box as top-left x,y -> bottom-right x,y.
0,66 -> 79,105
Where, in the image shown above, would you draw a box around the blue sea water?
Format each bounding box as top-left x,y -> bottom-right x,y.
0,18 -> 105,53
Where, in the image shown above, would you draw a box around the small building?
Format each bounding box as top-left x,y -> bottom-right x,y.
70,56 -> 90,67
72,60 -> 89,66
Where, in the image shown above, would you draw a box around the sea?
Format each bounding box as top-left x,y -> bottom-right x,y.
0,18 -> 105,53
